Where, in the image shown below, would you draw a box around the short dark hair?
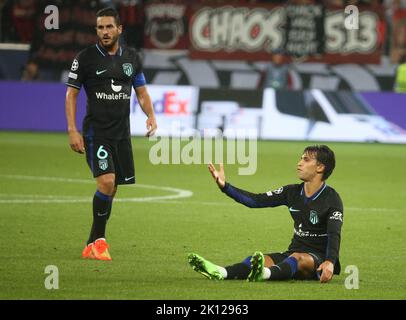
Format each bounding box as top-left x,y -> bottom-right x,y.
96,7 -> 121,26
304,145 -> 335,181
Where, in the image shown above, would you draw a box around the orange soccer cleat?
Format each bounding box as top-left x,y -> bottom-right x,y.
82,243 -> 95,259
91,238 -> 112,261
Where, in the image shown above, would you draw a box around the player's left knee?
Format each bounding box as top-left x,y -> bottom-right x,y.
289,252 -> 302,262
289,253 -> 314,273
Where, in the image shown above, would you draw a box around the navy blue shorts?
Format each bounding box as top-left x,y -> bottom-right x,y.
84,137 -> 135,185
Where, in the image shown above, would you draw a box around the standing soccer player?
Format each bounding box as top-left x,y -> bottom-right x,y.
65,7 -> 157,261
188,145 -> 343,283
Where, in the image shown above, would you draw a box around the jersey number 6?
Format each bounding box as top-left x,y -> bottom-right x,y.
97,145 -> 108,159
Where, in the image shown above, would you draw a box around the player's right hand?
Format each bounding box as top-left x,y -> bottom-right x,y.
68,130 -> 85,154
145,116 -> 157,137
317,260 -> 334,283
208,163 -> 226,188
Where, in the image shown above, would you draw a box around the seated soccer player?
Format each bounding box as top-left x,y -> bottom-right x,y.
188,145 -> 343,283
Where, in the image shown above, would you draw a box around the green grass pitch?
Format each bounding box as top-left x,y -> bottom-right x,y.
0,131 -> 405,300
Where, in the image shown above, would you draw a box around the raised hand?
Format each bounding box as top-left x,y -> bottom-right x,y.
208,162 -> 226,188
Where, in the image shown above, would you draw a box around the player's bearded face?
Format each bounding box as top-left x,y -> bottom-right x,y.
96,16 -> 122,49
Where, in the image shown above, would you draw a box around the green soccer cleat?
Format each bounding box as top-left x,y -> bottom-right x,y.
188,253 -> 224,280
247,251 -> 265,282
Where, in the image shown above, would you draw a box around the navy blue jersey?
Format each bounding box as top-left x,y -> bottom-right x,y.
222,182 -> 344,264
66,44 -> 145,139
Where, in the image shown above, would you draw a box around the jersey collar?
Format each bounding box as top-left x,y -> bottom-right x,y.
96,43 -> 123,57
301,182 -> 327,201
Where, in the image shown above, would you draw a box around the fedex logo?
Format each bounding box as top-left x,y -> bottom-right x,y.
153,91 -> 190,115
131,86 -> 197,115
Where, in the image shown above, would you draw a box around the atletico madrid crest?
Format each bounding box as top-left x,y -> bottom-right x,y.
122,63 -> 133,77
98,159 -> 108,170
309,210 -> 319,225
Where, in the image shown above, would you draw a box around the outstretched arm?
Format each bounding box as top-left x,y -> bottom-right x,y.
208,163 -> 288,208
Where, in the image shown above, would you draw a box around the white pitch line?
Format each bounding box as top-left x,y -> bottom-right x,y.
0,174 -> 193,204
0,174 -> 94,184
0,174 -> 401,212
0,193 -> 81,199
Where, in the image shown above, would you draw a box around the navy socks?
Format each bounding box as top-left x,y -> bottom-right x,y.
87,190 -> 112,244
